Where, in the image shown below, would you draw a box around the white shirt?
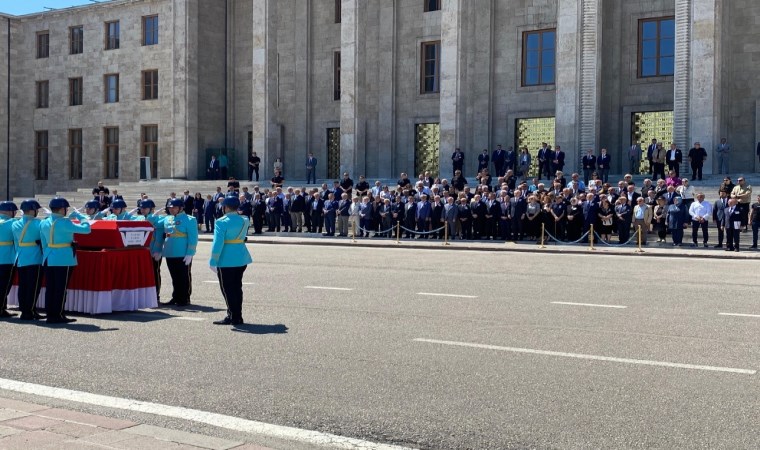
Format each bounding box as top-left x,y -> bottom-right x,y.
689,200 -> 712,221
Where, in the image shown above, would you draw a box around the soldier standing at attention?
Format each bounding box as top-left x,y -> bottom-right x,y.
12,200 -> 45,320
162,198 -> 198,307
139,199 -> 165,303
39,197 -> 91,324
209,195 -> 253,325
83,200 -> 107,220
0,202 -> 19,318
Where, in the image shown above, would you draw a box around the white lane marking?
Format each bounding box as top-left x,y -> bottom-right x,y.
171,317 -> 205,322
202,281 -> 254,285
414,338 -> 756,375
417,292 -> 478,299
0,378 -> 411,450
551,301 -> 627,309
719,312 -> 760,318
304,286 -> 354,291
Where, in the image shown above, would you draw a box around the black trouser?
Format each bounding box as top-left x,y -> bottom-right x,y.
667,162 -> 680,178
653,163 -> 666,180
17,265 -> 42,316
459,219 -> 472,240
691,163 -> 703,180
152,258 -> 162,301
511,217 -> 524,241
715,221 -> 724,246
727,228 -> 740,250
0,264 -> 15,312
217,266 -> 247,322
253,214 -> 264,233
165,257 -> 192,305
739,203 -> 750,228
44,265 -> 72,320
617,221 -> 630,243
205,214 -> 215,231
752,222 -> 760,246
692,220 -> 709,244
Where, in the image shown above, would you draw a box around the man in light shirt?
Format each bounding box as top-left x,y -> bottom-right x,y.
632,197 -> 652,244
688,193 -> 712,248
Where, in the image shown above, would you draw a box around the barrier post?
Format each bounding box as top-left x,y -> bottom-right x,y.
589,224 -> 596,251
444,223 -> 450,246
635,225 -> 644,253
539,223 -> 546,249
352,221 -> 357,243
396,221 -> 401,244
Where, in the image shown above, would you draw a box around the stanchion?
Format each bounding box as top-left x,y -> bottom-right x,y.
539,223 -> 546,249
635,225 -> 644,253
444,222 -> 450,246
589,224 -> 596,251
352,221 -> 357,243
396,221 -> 401,244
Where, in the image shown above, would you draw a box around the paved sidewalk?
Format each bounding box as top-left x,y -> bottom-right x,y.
0,397 -> 269,450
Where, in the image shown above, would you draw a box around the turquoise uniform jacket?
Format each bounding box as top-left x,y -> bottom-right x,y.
12,216 -> 43,267
0,218 -> 17,265
39,213 -> 92,266
145,213 -> 166,254
104,212 -> 135,221
162,212 -> 198,258
209,213 -> 253,268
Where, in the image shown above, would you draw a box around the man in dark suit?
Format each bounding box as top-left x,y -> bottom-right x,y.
430,196 -> 444,239
625,185 -> 641,205
443,196 -> 459,240
485,193 -> 501,240
404,195 -> 417,238
207,155 -> 220,180
451,148 -> 464,175
322,193 -> 337,236
305,153 -> 317,184
391,198 -> 405,235
309,192 -> 324,233
477,150 -> 489,173
582,149 -> 596,185
509,190 -> 527,241
725,198 -> 742,252
252,194 -> 266,234
415,195 -> 432,239
504,147 -> 516,173
552,145 -> 565,173
110,190 -> 124,204
537,143 -> 551,180
666,144 -> 683,178
582,193 -> 599,242
712,191 -> 728,248
492,145 -> 506,177
182,191 -> 194,215
597,148 -> 611,183
688,142 -> 707,181
95,189 -> 111,211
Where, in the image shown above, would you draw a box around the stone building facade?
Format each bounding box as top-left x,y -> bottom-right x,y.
1,0 -> 759,198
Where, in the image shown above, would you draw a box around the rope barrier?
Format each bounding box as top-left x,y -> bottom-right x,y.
593,230 -> 639,247
398,225 -> 447,236
356,223 -> 398,236
542,229 -> 591,246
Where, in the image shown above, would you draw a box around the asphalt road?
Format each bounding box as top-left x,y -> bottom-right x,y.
1,243 -> 759,449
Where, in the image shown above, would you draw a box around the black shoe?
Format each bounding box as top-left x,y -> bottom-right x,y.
19,314 -> 35,321
726,247 -> 734,251
33,313 -> 46,320
160,299 -> 178,306
231,319 -> 244,325
713,244 -> 723,248
213,317 -> 233,325
735,249 -> 740,252
0,310 -> 17,318
47,317 -> 76,324
703,243 -> 708,248
751,245 -> 757,249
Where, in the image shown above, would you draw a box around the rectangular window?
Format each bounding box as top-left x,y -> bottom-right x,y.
424,0 -> 441,12
335,0 -> 341,23
70,26 -> 83,54
36,81 -> 49,108
522,29 -> 556,86
141,125 -> 158,178
104,127 -> 119,179
35,131 -> 49,180
105,21 -> 120,50
420,41 -> 441,94
142,70 -> 159,100
36,32 -> 49,58
142,15 -> 159,46
104,74 -> 119,103
333,51 -> 341,101
69,77 -> 83,106
639,17 -> 675,78
69,129 -> 83,180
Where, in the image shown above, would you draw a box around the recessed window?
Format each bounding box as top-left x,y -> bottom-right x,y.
420,41 -> 440,94
35,131 -> 49,180
142,70 -> 158,100
334,0 -> 341,23
424,0 -> 440,12
36,81 -> 49,108
105,74 -> 119,103
142,15 -> 159,46
36,32 -> 49,58
69,129 -> 83,180
639,17 -> 675,77
70,26 -> 83,55
105,21 -> 120,50
141,125 -> 158,178
69,77 -> 83,106
333,51 -> 341,101
522,29 -> 555,86
104,127 -> 119,179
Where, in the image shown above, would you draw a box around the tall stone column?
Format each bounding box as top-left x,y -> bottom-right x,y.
252,0 -> 278,182
293,0 -> 310,178
674,0 -> 721,175
439,0 -> 462,178
340,0 -> 363,177
555,0 -> 602,174
376,0 -> 396,177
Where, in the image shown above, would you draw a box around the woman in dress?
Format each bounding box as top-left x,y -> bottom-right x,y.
653,196 -> 667,242
524,195 -> 542,240
192,192 -> 204,230
565,197 -> 583,242
596,197 -> 614,242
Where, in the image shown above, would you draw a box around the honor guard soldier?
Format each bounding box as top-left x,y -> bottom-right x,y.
105,199 -> 134,220
162,198 -> 198,306
39,197 -> 91,324
12,200 -> 45,320
83,200 -> 106,220
209,195 -> 253,325
0,201 -> 19,318
139,199 -> 165,302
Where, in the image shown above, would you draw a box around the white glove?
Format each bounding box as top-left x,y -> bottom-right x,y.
209,265 -> 217,274
152,252 -> 161,262
183,255 -> 193,266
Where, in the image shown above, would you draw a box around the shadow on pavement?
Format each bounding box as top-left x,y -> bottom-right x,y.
95,311 -> 176,323
232,323 -> 288,335
37,322 -> 119,332
155,304 -> 224,313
